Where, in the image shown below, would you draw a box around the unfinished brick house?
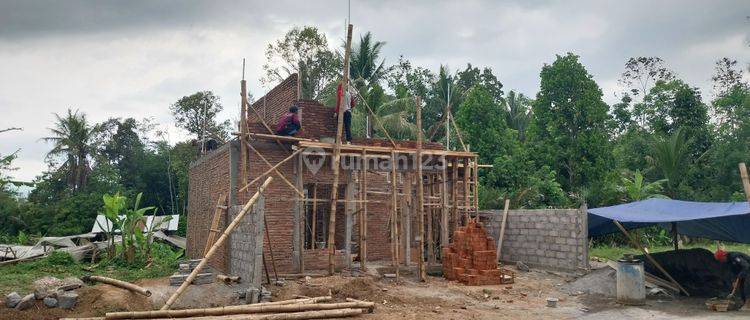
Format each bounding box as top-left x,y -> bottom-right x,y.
186,73 -> 481,279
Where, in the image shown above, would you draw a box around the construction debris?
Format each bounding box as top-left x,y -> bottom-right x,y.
57,291 -> 78,309
15,293 -> 35,310
82,275 -> 152,297
5,292 -> 21,308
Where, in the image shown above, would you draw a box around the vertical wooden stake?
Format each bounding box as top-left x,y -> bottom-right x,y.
740,163 -> 750,204
496,199 -> 510,261
451,158 -> 459,232
427,174 -> 435,266
312,184 -> 318,248
361,151 -> 368,271
415,96 -> 426,281
390,151 -> 399,280
463,158 -> 470,224
239,80 -> 249,189
440,157 -> 449,249
296,152 -> 304,273
403,172 -> 413,266
473,156 -> 479,217
327,24 -> 354,276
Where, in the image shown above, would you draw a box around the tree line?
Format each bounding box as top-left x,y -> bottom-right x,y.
1,25 -> 748,241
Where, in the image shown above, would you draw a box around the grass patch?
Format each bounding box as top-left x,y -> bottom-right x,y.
0,243 -> 182,295
590,242 -> 750,261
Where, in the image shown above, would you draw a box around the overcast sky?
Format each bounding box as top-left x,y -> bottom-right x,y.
1,0 -> 749,184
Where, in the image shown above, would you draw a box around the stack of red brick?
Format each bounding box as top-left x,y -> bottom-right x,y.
442,220 -> 503,285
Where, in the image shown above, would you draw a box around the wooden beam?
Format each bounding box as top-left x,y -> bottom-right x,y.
612,220 -> 690,296
344,171 -> 355,269
403,172 -> 412,266
328,24 -> 354,276
240,81 -> 250,188
440,157 -> 449,249
311,183 -> 318,249
359,150 -> 367,271
239,148 -> 303,193
740,163 -> 750,204
451,158 -> 459,232
463,158 -> 470,224
390,151 -> 400,280
245,142 -> 305,198
473,156 -> 479,217
496,199 -> 510,262
448,111 -> 468,152
427,174 -> 435,266
161,177 -> 273,310
415,96 -> 426,281
246,100 -> 288,151
264,209 -> 279,282
297,141 -> 477,158
233,132 -> 314,143
296,152 -> 304,273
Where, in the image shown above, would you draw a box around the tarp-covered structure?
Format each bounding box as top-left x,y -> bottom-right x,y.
588,198 -> 750,243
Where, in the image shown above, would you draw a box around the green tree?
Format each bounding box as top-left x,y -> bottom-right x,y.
504,90 -> 532,142
455,85 -> 512,164
619,170 -> 668,201
42,109 -> 103,191
349,32 -> 388,137
528,53 -> 614,203
263,26 -> 340,100
170,91 -> 230,146
647,128 -> 689,197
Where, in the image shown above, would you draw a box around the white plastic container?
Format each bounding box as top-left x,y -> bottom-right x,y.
616,258 -> 645,305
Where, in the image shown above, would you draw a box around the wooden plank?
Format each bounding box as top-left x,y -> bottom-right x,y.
328,24 -> 353,276
239,148 -> 303,193
415,96 -> 426,281
496,199 -> 510,261
161,177 -> 273,310
233,132 -> 314,143
245,142 -> 305,198
296,141 -> 477,158
203,194 -> 227,256
740,163 -> 750,204
612,220 -> 690,296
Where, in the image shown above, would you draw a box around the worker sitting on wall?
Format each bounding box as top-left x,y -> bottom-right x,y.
334,81 -> 356,143
715,248 -> 750,306
275,105 -> 301,136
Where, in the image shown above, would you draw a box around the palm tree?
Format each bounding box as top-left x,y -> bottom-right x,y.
646,127 -> 689,196
349,32 -> 387,137
620,170 -> 669,201
504,90 -> 533,142
43,109 -> 100,191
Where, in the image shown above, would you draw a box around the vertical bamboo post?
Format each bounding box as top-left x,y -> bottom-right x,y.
440,156 -> 449,249
496,199 -> 510,261
296,152 -> 305,273
312,184 -> 318,248
427,174 -> 435,266
463,158 -> 470,224
451,158 -> 458,231
162,177 -> 273,310
403,172 -> 412,266
327,24 -> 354,276
361,150 -> 368,271
416,96 -> 426,281
391,151 -> 400,280
740,163 -> 750,204
239,80 -> 249,188
473,156 -> 479,218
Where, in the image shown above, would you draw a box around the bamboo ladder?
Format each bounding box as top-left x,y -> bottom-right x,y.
203,194 -> 228,256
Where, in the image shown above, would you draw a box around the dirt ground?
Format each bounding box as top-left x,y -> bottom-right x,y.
2,264 -> 750,319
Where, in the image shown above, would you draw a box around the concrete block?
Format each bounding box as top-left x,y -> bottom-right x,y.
57,291 -> 78,309
15,294 -> 35,310
43,296 -> 57,308
5,292 -> 21,308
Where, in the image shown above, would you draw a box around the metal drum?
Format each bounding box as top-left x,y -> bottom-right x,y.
616,256 -> 645,305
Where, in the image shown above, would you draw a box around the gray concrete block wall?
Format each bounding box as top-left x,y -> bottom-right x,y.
480,208 -> 588,272
228,196 -> 265,288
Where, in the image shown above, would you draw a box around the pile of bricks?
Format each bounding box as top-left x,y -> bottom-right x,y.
442,220 -> 504,285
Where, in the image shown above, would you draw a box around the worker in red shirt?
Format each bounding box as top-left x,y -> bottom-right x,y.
334,81 -> 356,143
275,105 -> 301,136
715,249 -> 750,305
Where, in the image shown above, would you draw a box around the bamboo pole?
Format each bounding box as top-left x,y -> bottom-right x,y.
427,174 -> 435,266
351,87 -> 397,148
403,172 -> 412,266
740,163 -> 750,204
204,194 -> 227,256
496,199 -> 510,261
463,158 -> 470,224
264,211 -> 279,282
473,156 -> 479,218
82,276 -> 151,297
328,24 -> 353,276
239,149 -> 303,193
440,156 -> 449,248
390,151 -> 399,280
246,142 -> 305,198
415,96 -> 426,281
451,158 -> 458,232
240,80 -> 250,188
311,184 -> 318,248
360,150 -> 368,271
245,98 -> 288,152
612,220 -> 690,296
448,111 -> 467,152
161,177 -> 274,310
296,152 -> 304,273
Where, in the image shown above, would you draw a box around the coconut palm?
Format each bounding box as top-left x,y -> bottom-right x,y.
349,32 -> 388,137
620,170 -> 669,201
646,127 -> 689,196
43,109 -> 101,191
505,90 -> 533,142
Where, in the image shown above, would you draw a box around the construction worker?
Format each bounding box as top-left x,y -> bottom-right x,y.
715,248 -> 750,305
275,105 -> 301,136
334,81 -> 356,143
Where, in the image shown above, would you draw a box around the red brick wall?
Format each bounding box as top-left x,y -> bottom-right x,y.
186,144 -> 231,272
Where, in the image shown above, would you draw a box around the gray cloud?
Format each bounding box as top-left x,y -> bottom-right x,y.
1,0 -> 749,184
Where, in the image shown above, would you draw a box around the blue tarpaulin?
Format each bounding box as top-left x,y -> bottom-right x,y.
588,198 -> 750,243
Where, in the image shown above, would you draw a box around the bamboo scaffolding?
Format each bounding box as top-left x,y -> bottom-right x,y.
311,184 -> 318,249
440,157 -> 449,248
204,194 -> 227,256
415,96 -> 426,281
403,172 -> 413,266
246,142 -> 304,197
351,86 -> 397,148
496,199 -> 510,261
296,152 -> 304,272
473,157 -> 479,217
448,111 -> 468,152
451,158 -> 458,232
240,80 -> 250,188
239,149 -> 303,193
740,163 -> 750,203
390,151 -> 400,280
427,174 -> 435,266
463,158 -> 470,224
264,211 -> 279,282
296,141 -> 476,158
360,150 -> 368,271
328,24 -> 353,276
245,99 -> 288,152
82,276 -> 151,297
161,177 -> 274,310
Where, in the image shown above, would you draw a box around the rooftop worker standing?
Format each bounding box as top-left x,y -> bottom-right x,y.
334,81 -> 356,143
715,249 -> 750,306
275,105 -> 301,136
